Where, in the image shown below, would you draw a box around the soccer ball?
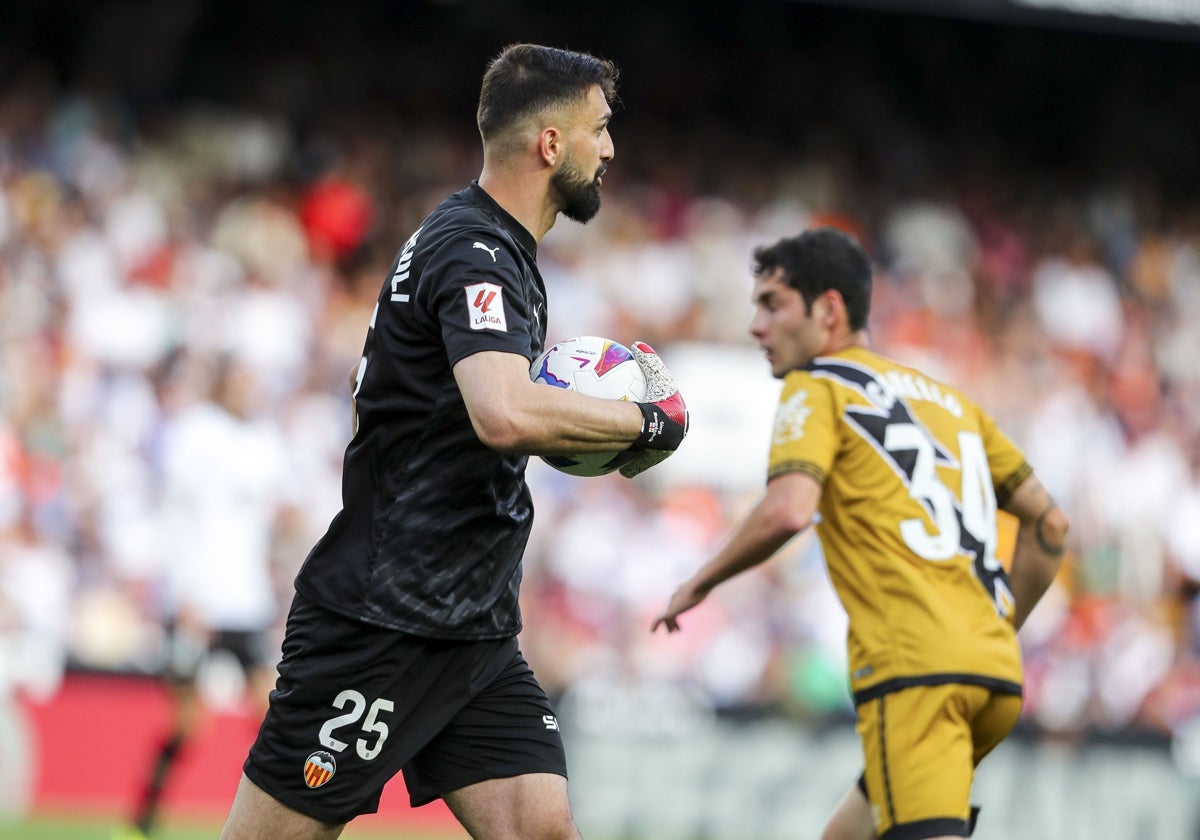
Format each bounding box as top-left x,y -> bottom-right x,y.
530,336 -> 648,476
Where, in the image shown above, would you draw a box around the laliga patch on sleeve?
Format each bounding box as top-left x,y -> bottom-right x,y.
464,282 -> 508,331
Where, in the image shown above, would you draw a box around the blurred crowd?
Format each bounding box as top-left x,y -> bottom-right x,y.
1,45 -> 1199,748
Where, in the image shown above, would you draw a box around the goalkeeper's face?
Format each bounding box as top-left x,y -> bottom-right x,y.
551,84 -> 613,224
552,151 -> 605,223
749,269 -> 830,378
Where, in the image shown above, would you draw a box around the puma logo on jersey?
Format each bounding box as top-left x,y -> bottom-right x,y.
543,714 -> 560,731
473,241 -> 500,262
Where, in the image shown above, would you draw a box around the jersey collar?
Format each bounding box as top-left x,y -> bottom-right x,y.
468,180 -> 538,261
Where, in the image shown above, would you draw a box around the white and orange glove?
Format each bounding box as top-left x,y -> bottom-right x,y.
622,341 -> 689,478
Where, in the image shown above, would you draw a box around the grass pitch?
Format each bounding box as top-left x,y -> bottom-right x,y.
0,815 -> 465,840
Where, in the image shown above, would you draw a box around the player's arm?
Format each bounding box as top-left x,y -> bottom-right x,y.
454,348 -> 683,456
652,471 -> 821,633
1002,473 -> 1069,631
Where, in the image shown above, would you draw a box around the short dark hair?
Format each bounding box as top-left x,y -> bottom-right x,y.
477,44 -> 619,142
752,228 -> 873,331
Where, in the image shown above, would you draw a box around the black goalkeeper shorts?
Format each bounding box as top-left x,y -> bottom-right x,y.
242,594 -> 567,825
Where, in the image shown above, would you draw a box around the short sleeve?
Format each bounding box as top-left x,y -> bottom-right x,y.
767,371 -> 840,485
976,406 -> 1033,507
422,232 -> 536,368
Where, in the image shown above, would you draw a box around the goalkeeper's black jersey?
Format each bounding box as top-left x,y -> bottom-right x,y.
295,182 -> 547,639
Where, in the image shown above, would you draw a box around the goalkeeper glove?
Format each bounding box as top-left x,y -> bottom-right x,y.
621,342 -> 689,478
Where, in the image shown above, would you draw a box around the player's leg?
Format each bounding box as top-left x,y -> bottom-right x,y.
962,690 -> 1022,837
403,640 -> 578,840
820,780 -> 965,840
820,776 -> 875,840
126,622 -> 207,838
854,684 -> 985,839
970,690 -> 1022,766
225,596 -> 445,837
222,627 -> 279,714
228,595 -> 546,839
444,773 -> 580,840
129,681 -> 199,835
220,773 -> 345,840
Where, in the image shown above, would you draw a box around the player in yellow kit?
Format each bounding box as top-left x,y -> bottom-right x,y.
653,228 -> 1069,840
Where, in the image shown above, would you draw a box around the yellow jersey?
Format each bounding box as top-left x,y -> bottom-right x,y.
768,347 -> 1033,703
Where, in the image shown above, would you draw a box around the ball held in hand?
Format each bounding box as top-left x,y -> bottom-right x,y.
530,336 -> 648,477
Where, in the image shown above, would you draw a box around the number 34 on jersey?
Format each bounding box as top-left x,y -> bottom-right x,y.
771,354 -> 1032,620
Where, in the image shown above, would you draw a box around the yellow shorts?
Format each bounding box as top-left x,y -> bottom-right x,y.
857,682 -> 1022,839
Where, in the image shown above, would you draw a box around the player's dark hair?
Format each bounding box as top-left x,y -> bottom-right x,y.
753,227 -> 873,331
477,43 -> 619,142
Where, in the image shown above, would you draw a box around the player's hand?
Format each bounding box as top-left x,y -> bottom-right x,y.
651,580 -> 709,633
619,448 -> 671,479
632,341 -> 688,449
622,342 -> 688,478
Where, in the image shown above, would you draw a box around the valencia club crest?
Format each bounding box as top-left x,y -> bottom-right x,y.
303,750 -> 336,789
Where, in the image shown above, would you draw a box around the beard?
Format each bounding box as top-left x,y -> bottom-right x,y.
552,156 -> 604,223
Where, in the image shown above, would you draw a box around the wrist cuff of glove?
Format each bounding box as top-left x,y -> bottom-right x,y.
636,402 -> 685,451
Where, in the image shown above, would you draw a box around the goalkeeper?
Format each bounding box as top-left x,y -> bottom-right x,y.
221,44 -> 686,840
